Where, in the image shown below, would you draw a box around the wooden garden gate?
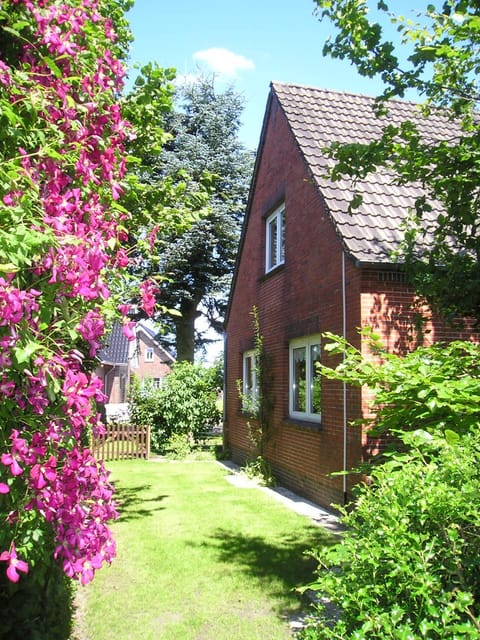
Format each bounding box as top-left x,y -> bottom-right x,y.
92,424 -> 150,461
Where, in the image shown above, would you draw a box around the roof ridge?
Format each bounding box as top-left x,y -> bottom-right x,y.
270,80 -> 424,109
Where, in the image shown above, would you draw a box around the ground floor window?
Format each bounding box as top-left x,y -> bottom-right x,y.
289,335 -> 321,422
242,350 -> 258,412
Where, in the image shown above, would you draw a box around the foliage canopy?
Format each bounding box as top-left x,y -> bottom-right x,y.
146,76 -> 254,362
314,0 -> 480,322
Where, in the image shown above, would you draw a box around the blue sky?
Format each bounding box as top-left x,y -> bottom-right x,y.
126,0 -> 422,150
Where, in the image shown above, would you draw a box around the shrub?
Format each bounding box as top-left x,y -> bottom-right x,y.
300,336 -> 480,639
165,433 -> 193,460
0,0 -> 130,605
129,376 -> 168,452
159,362 -> 221,441
129,363 -> 221,453
301,430 -> 480,639
0,545 -> 74,640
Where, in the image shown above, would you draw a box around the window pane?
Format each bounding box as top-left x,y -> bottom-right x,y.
310,343 -> 321,414
293,347 -> 306,412
268,218 -> 278,269
279,209 -> 285,263
244,354 -> 254,396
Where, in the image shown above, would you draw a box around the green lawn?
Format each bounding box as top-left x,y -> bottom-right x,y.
75,460 -> 334,640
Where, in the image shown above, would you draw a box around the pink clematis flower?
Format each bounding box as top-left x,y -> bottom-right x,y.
0,544 -> 29,583
1,453 -> 23,476
122,321 -> 135,341
139,280 -> 159,318
30,455 -> 57,490
0,483 -> 9,494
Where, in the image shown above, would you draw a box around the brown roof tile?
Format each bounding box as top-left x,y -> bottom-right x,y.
271,82 -> 456,264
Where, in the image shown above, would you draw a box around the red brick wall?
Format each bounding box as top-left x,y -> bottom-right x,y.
225,96 -> 364,508
133,331 -> 172,382
359,268 -> 480,457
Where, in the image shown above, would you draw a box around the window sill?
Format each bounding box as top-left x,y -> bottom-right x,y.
238,410 -> 258,419
282,416 -> 322,432
260,263 -> 285,282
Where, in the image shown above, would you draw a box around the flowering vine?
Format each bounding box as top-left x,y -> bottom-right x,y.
0,0 -> 152,586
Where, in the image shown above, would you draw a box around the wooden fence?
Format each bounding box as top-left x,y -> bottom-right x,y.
92,424 -> 151,462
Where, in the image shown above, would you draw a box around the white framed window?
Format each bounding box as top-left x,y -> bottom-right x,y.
242,350 -> 258,412
265,203 -> 285,273
145,347 -> 154,362
289,335 -> 321,422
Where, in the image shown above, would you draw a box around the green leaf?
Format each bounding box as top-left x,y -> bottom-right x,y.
41,56 -> 63,79
0,263 -> 18,272
444,429 -> 460,445
14,341 -> 42,364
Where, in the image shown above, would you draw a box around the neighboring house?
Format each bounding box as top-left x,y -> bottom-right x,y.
97,320 -> 175,421
224,82 -> 479,509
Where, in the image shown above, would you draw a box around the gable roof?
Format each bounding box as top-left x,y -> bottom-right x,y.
135,321 -> 176,364
270,82 -> 456,265
98,320 -> 175,365
98,321 -> 129,365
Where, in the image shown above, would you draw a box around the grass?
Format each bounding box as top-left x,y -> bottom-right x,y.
75,459 -> 335,640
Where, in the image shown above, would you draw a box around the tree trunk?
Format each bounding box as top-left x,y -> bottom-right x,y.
174,299 -> 198,362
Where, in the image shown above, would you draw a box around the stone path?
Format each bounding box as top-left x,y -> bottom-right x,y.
218,460 -> 344,534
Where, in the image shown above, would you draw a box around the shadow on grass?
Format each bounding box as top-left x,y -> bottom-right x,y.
112,482 -> 168,522
201,527 -> 334,611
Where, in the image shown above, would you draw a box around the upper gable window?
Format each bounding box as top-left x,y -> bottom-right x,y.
145,347 -> 154,362
265,204 -> 285,273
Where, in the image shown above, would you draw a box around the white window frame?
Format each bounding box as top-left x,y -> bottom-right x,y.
145,347 -> 154,362
242,350 -> 258,412
265,203 -> 285,273
289,335 -> 322,423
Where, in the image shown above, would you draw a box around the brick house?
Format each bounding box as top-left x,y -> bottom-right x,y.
97,320 -> 175,421
224,82 -> 479,509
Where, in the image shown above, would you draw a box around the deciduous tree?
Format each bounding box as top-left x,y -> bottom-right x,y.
314,0 -> 480,322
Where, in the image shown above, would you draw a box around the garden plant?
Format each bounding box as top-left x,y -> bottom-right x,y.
129,361 -> 222,454
300,334 -> 480,639
0,1 -> 177,636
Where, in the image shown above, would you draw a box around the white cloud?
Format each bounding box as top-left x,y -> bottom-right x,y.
192,47 -> 254,76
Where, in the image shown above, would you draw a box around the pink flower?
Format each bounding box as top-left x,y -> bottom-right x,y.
139,280 -> 159,318
0,544 -> 29,583
1,453 -> 23,476
114,248 -> 129,268
74,553 -> 104,585
30,455 -> 57,490
77,309 -> 105,356
122,321 -> 135,341
148,225 -> 160,251
117,303 -> 131,316
0,483 -> 9,494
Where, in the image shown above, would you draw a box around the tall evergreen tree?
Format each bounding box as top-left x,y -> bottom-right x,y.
154,77 -> 254,361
